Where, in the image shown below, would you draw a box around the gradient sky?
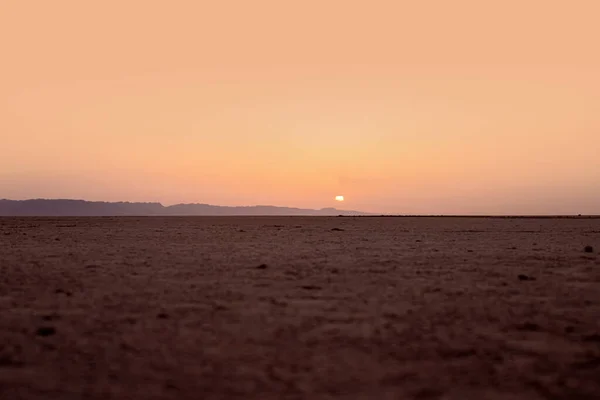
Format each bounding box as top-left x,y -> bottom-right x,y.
1,1 -> 599,214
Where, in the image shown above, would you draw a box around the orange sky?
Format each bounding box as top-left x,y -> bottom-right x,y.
1,0 -> 599,214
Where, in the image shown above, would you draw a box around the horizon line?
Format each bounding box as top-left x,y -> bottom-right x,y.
1,198 -> 599,218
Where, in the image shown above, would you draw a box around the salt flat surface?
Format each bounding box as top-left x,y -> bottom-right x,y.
1,217 -> 599,399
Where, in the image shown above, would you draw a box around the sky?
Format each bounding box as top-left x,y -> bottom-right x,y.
1,0 -> 599,214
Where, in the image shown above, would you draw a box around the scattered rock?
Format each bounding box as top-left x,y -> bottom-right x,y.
269,297 -> 287,307
119,342 -> 137,352
331,228 -> 345,232
256,263 -> 268,270
438,347 -> 476,358
467,249 -> 473,253
565,326 -> 575,334
584,245 -> 594,253
582,333 -> 600,342
415,240 -> 422,243
238,229 -> 246,233
54,237 -> 60,241
41,314 -> 60,321
572,355 -> 600,370
156,313 -> 169,319
54,289 -> 72,296
300,285 -> 322,290
518,274 -> 536,281
413,387 -> 444,399
36,327 -> 56,337
516,322 -> 540,331
330,268 -> 339,274
0,354 -> 24,367
212,303 -> 228,311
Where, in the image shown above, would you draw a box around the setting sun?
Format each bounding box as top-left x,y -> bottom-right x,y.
335,196 -> 344,201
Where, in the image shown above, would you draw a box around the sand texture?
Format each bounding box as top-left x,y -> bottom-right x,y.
1,216 -> 599,399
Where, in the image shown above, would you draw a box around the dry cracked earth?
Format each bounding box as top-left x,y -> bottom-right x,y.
1,216 -> 599,399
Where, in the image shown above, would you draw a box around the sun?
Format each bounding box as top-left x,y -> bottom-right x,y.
335,195 -> 344,201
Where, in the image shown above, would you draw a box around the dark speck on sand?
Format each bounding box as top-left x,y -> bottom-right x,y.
35,327 -> 56,337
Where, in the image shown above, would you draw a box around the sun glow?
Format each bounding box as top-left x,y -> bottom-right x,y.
335,195 -> 344,201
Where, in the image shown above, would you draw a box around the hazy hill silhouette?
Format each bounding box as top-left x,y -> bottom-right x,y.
0,199 -> 369,216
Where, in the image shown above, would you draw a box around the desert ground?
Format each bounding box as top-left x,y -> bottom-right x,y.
0,216 -> 599,399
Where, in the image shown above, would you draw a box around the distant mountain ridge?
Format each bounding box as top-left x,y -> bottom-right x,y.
0,199 -> 369,216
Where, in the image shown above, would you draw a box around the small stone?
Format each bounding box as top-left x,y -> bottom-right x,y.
582,333 -> 600,342
331,228 -> 345,231
300,285 -> 322,290
256,263 -> 268,269
565,326 -> 575,334
518,274 -> 535,281
517,322 -> 540,331
36,327 -> 56,337
157,313 -> 169,319
584,245 -> 594,253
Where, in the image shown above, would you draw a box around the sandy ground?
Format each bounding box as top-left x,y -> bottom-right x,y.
0,216 -> 599,399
